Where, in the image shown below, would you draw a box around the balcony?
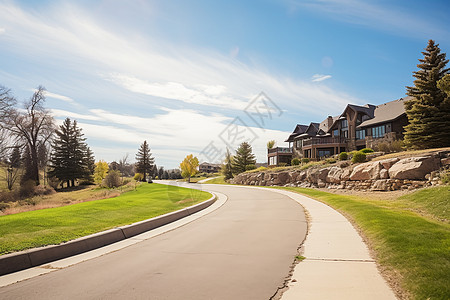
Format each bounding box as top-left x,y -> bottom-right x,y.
268,147 -> 293,154
302,137 -> 347,147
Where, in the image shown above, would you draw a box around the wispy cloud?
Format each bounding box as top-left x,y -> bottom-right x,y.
285,0 -> 449,40
312,74 -> 332,82
0,28 -> 5,34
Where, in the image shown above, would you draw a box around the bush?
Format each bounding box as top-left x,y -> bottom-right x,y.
360,148 -> 374,154
441,169 -> 450,184
352,151 -> 367,163
34,185 -> 56,196
19,180 -> 36,199
104,170 -> 122,188
301,158 -> 310,164
291,158 -> 300,165
325,158 -> 336,164
339,152 -> 348,161
134,173 -> 144,181
278,162 -> 287,167
0,202 -> 10,211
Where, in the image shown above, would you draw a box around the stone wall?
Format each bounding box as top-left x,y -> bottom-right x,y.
231,151 -> 450,191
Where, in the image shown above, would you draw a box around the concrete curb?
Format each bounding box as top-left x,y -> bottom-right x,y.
0,194 -> 216,276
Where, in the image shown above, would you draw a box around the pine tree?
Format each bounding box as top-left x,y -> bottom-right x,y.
221,148 -> 234,180
9,146 -> 21,168
48,118 -> 90,187
232,142 -> 256,175
84,147 -> 95,183
405,40 -> 450,149
135,140 -> 154,181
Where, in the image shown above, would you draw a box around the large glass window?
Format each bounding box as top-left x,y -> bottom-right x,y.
356,129 -> 366,140
333,129 -> 339,137
371,125 -> 386,138
318,150 -> 331,157
296,140 -> 302,149
341,119 -> 348,129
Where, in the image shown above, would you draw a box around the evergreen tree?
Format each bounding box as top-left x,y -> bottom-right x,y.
231,142 -> 256,175
48,118 -> 89,187
158,166 -> 164,180
84,147 -> 95,183
9,146 -> 21,168
405,40 -> 450,149
135,140 -> 154,181
163,170 -> 169,180
152,164 -> 158,179
221,148 -> 234,180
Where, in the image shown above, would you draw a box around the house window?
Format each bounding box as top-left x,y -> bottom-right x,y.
333,129 -> 339,137
371,125 -> 386,138
356,129 -> 365,140
341,119 -> 348,129
318,150 -> 331,157
269,156 -> 277,166
296,140 -> 302,149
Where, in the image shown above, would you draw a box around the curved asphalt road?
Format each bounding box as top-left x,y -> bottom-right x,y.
0,184 -> 307,300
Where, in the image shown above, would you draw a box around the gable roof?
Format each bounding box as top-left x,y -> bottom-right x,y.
328,104 -> 376,132
284,124 -> 309,142
358,97 -> 410,128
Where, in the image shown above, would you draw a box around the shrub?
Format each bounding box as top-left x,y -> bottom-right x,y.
104,170 -> 122,188
33,185 -> 56,196
339,152 -> 348,161
291,158 -> 300,165
360,148 -> 374,154
390,139 -> 404,153
0,202 -> 10,211
352,151 -> 367,163
134,173 -> 144,181
301,158 -> 310,164
19,180 -> 36,199
325,158 -> 336,164
278,162 -> 287,167
440,169 -> 450,184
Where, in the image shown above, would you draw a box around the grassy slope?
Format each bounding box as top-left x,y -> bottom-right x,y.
0,183 -> 211,255
276,186 -> 450,300
202,176 -> 229,184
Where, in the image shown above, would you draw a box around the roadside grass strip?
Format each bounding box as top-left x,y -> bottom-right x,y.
0,183 -> 211,255
277,186 -> 450,300
202,176 -> 229,185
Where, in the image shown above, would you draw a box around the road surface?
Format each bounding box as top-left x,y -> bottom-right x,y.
0,184 -> 307,299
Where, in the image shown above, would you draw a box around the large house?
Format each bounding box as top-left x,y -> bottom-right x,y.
268,97 -> 410,166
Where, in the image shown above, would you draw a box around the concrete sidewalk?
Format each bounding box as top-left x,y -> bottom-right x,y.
271,188 -> 397,299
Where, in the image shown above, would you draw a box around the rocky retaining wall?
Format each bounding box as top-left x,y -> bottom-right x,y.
231,151 -> 450,191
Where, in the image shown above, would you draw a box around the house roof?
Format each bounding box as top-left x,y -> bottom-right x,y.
358,97 -> 410,128
328,104 -> 376,132
284,124 -> 309,142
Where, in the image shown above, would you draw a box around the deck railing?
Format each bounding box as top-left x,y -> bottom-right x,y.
268,147 -> 293,154
302,137 -> 347,146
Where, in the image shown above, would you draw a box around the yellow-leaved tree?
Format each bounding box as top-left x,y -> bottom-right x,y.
180,154 -> 199,183
94,160 -> 109,185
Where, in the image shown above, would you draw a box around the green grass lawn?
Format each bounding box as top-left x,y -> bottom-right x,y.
276,186 -> 450,300
202,176 -> 229,184
0,183 -> 211,255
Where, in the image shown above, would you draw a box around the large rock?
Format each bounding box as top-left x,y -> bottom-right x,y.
326,166 -> 343,183
307,167 -> 329,184
388,156 -> 440,180
372,179 -> 389,191
277,172 -> 290,185
349,161 -> 383,181
378,158 -> 399,170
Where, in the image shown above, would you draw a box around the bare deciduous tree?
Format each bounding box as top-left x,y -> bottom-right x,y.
2,86 -> 55,185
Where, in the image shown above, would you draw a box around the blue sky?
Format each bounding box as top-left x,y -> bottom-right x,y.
1,0 -> 449,168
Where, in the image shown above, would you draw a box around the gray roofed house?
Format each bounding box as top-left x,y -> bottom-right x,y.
268,96 -> 410,165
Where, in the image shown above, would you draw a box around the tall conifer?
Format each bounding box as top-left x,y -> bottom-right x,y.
135,140 -> 154,181
232,142 -> 256,174
405,40 -> 450,149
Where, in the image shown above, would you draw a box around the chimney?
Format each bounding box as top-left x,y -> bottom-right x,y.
327,116 -> 333,129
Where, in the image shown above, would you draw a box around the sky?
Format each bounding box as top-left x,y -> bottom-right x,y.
1,0 -> 449,168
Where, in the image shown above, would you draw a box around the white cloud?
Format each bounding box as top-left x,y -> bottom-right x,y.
45,91 -> 74,103
0,28 -> 5,34
312,74 -> 332,82
51,109 -> 101,121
